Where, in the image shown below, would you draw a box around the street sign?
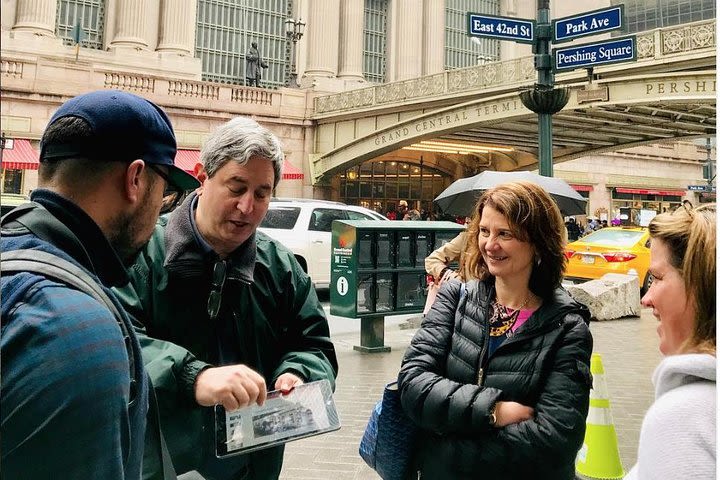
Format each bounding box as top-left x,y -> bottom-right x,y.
553,35 -> 636,71
688,184 -> 716,192
577,86 -> 609,104
553,5 -> 624,43
467,13 -> 534,44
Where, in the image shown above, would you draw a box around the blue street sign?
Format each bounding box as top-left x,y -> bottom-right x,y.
467,13 -> 534,44
553,36 -> 636,71
553,5 -> 624,43
688,185 -> 716,192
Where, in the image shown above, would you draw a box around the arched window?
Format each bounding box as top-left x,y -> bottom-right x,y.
340,160 -> 454,216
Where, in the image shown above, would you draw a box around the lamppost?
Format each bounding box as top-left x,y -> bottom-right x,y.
518,0 -> 569,178
704,137 -> 716,187
285,17 -> 305,88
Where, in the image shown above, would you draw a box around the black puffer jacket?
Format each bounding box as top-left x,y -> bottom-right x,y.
398,279 -> 593,480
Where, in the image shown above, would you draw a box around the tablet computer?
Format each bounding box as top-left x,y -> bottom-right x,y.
214,378 -> 340,458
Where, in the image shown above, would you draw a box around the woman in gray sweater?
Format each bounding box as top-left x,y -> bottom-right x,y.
626,203 -> 716,479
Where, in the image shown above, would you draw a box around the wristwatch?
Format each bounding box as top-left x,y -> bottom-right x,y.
489,403 -> 498,427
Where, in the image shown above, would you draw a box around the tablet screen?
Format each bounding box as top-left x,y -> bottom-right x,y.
215,379 -> 341,457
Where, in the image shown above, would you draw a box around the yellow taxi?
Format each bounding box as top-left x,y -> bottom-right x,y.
564,227 -> 652,293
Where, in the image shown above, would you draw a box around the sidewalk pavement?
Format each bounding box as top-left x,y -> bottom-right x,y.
280,309 -> 661,480
182,309 -> 661,480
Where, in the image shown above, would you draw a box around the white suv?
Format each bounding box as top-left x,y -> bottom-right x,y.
258,199 -> 388,289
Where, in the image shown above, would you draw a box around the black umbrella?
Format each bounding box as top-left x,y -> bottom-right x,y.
433,171 -> 587,217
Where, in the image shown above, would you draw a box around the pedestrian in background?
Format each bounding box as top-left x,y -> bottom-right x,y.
1,90 -> 199,479
399,181 -> 593,479
425,230 -> 467,283
423,230 -> 467,315
115,117 -> 338,480
403,208 -> 421,220
626,203 -> 716,480
565,217 -> 581,241
396,200 -> 409,220
583,219 -> 597,235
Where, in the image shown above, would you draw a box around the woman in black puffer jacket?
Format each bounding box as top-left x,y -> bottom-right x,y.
399,181 -> 593,480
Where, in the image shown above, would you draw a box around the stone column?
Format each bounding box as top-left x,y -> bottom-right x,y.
109,0 -> 149,50
304,0 -> 339,77
12,0 -> 57,36
395,0 -> 423,80
423,0 -> 445,75
157,0 -> 197,54
337,0 -> 364,81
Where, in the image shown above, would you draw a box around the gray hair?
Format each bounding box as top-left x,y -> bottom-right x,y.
200,117 -> 284,187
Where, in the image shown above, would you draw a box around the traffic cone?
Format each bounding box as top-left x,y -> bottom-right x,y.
575,353 -> 625,479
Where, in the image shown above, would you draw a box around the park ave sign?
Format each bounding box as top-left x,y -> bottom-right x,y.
553,6 -> 624,43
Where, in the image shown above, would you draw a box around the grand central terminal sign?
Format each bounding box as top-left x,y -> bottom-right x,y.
312,72 -> 716,183
373,98 -> 526,148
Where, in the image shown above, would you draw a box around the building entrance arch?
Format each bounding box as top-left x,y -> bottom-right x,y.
337,159 -> 456,219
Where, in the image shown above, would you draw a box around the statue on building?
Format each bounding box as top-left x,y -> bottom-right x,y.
245,42 -> 268,87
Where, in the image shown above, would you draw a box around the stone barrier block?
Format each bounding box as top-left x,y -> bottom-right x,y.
567,273 -> 641,321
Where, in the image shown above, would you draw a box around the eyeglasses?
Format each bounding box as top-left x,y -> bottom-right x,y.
207,260 -> 228,320
147,164 -> 185,214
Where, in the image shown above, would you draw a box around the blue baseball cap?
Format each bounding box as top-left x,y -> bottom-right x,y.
40,90 -> 200,190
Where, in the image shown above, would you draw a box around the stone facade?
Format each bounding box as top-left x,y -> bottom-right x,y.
0,0 -> 713,209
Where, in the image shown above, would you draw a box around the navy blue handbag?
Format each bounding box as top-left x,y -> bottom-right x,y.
359,381 -> 417,480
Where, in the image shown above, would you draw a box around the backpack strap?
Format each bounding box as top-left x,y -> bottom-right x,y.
2,202 -> 94,268
2,250 -> 131,355
2,249 -> 137,395
1,249 -> 177,480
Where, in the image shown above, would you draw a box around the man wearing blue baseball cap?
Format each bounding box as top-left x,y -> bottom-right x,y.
1,90 -> 198,479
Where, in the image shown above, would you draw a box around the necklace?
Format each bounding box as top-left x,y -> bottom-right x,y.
489,294 -> 531,338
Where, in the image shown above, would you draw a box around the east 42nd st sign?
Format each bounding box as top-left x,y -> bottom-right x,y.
467,13 -> 534,44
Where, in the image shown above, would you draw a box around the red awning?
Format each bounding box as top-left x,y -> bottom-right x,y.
615,187 -> 685,196
1,139 -> 39,170
174,152 -> 304,180
175,149 -> 200,173
282,159 -> 304,180
570,184 -> 593,192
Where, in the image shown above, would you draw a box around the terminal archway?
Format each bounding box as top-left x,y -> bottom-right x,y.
335,158 -> 456,218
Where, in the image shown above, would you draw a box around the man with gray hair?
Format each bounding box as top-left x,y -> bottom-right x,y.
115,117 -> 338,479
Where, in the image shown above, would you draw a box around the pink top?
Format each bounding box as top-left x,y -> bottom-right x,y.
511,308 -> 536,334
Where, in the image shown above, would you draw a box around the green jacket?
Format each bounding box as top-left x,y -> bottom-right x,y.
115,195 -> 338,479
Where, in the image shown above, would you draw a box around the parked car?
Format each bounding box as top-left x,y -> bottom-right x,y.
564,226 -> 652,293
1,193 -> 29,217
258,199 -> 387,289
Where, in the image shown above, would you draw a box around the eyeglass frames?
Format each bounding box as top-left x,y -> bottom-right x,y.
147,164 -> 186,214
207,260 -> 228,320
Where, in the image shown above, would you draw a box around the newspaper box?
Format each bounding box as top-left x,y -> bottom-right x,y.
330,220 -> 465,352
